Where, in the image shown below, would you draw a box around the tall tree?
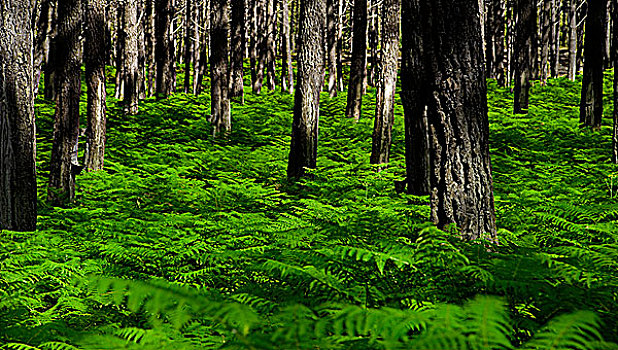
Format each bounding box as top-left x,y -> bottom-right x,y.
251,0 -> 266,94
48,0 -> 82,205
280,0 -> 294,94
579,0 -> 607,129
370,0 -> 400,165
287,0 -> 325,178
84,0 -> 108,171
210,0 -> 231,134
513,0 -> 536,114
326,0 -> 339,97
122,0 -> 141,114
540,0 -> 553,83
155,0 -> 175,98
345,0 -> 367,121
230,0 -> 245,103
184,0 -> 195,94
612,0 -> 618,162
146,0 -> 157,96
485,0 -> 507,85
414,0 -> 497,239
0,0 -> 37,231
265,0 -> 277,91
567,0 -> 578,80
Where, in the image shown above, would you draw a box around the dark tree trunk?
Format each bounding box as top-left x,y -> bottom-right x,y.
367,0 -> 378,88
146,0 -> 157,96
513,0 -> 536,114
0,0 -> 37,231
44,5 -> 58,101
287,0 -> 325,178
540,0 -> 552,83
194,0 -> 209,95
155,0 -> 175,98
370,0 -> 400,166
230,0 -> 245,103
114,3 -> 126,99
266,0 -> 277,91
345,0 -> 367,121
210,0 -> 231,134
184,0 -> 195,94
485,0 -> 506,85
567,0 -> 578,80
549,0 -> 561,77
417,0 -> 497,240
122,0 -> 140,114
34,0 -> 53,97
326,0 -> 338,97
612,0 -> 618,162
84,0 -> 108,171
251,0 -> 266,94
280,0 -> 294,94
579,0 -> 607,129
48,0 -> 82,205
401,0 -> 430,195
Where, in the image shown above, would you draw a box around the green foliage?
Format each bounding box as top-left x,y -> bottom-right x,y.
1,70 -> 618,348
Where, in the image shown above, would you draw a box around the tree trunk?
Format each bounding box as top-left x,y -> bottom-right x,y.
345,0 -> 367,121
326,0 -> 338,97
194,0 -> 209,95
44,5 -> 58,101
367,0 -> 378,88
48,0 -> 82,205
210,0 -> 231,134
34,0 -> 53,97
155,0 -> 175,98
287,0 -> 325,178
540,0 -> 552,83
84,0 -> 108,171
612,0 -> 618,162
114,3 -> 126,99
485,0 -> 507,85
579,0 -> 607,129
123,0 -> 140,114
280,0 -> 294,94
184,0 -> 195,94
370,0 -> 399,166
549,0 -> 561,77
251,0 -> 266,94
0,0 -> 37,231
567,0 -> 578,80
230,0 -> 245,103
513,0 -> 536,114
146,0 -> 157,96
266,0 -> 277,91
418,0 -> 497,240
401,0 -> 430,195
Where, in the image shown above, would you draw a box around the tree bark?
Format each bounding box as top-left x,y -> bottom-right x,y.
513,0 -> 536,114
326,0 -> 338,97
0,0 -> 37,231
579,0 -> 607,129
418,0 -> 497,240
567,0 -> 578,80
345,0 -> 367,121
485,0 -> 507,85
155,0 -> 175,98
230,0 -> 245,103
184,0 -> 195,94
251,0 -> 266,94
194,0 -> 209,95
540,0 -> 552,83
210,0 -> 231,134
287,0 -> 325,178
266,0 -> 277,91
48,0 -> 82,205
84,0 -> 108,171
370,0 -> 400,166
122,0 -> 140,114
44,5 -> 58,101
34,0 -> 53,97
146,0 -> 157,96
612,0 -> 618,162
280,0 -> 294,94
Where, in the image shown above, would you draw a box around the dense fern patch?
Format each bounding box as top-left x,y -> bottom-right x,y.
1,72 -> 618,349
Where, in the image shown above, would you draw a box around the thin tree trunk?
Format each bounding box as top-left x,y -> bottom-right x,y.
155,0 -> 175,98
370,0 -> 399,166
115,3 -> 126,99
287,0 -> 325,178
194,0 -> 209,95
184,0 -> 195,93
367,0 -> 378,88
146,0 -> 157,96
612,0 -> 618,162
252,0 -> 266,94
48,0 -> 82,205
326,0 -> 338,97
230,0 -> 245,102
84,0 -> 108,171
419,0 -> 497,240
540,0 -> 552,83
486,0 -> 507,85
34,0 -> 53,97
336,0 -> 344,91
280,0 -> 294,94
579,0 -> 607,129
567,0 -> 578,80
123,0 -> 140,114
210,0 -> 231,134
345,0 -> 367,121
0,0 -> 37,231
44,5 -> 58,101
401,0 -> 429,195
550,0 -> 561,77
513,0 -> 536,114
266,0 -> 276,91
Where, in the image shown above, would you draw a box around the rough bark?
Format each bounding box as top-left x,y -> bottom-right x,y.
513,0 -> 536,114
485,0 -> 506,85
184,0 -> 195,94
419,0 -> 498,240
326,0 -> 338,97
567,0 -> 578,80
230,0 -> 245,103
114,3 -> 126,99
0,0 -> 37,231
579,0 -> 607,129
370,0 -> 400,166
34,0 -> 53,97
251,0 -> 266,94
613,0 -> 618,162
194,0 -> 209,95
155,0 -> 175,98
210,0 -> 231,134
287,0 -> 325,178
44,5 -> 58,101
48,0 -> 82,205
280,0 -> 294,94
84,0 -> 108,171
146,0 -> 156,96
401,0 -> 430,195
266,0 -> 276,91
540,0 -> 552,83
345,0 -> 367,121
367,0 -> 378,88
122,0 -> 140,114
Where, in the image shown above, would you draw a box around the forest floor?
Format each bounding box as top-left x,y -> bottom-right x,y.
1,71 -> 618,349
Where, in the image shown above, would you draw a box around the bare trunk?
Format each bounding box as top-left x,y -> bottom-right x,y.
0,0 -> 37,231
210,0 -> 231,134
326,0 -> 338,97
540,0 -> 552,83
513,0 -> 536,114
184,0 -> 195,94
280,0 -> 294,94
155,0 -> 175,98
230,0 -> 245,102
123,0 -> 141,114
345,0 -> 367,121
567,0 -> 577,80
266,0 -> 276,91
287,0 -> 325,178
146,0 -> 157,96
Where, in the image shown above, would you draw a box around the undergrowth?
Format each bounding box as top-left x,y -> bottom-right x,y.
1,70 -> 618,349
